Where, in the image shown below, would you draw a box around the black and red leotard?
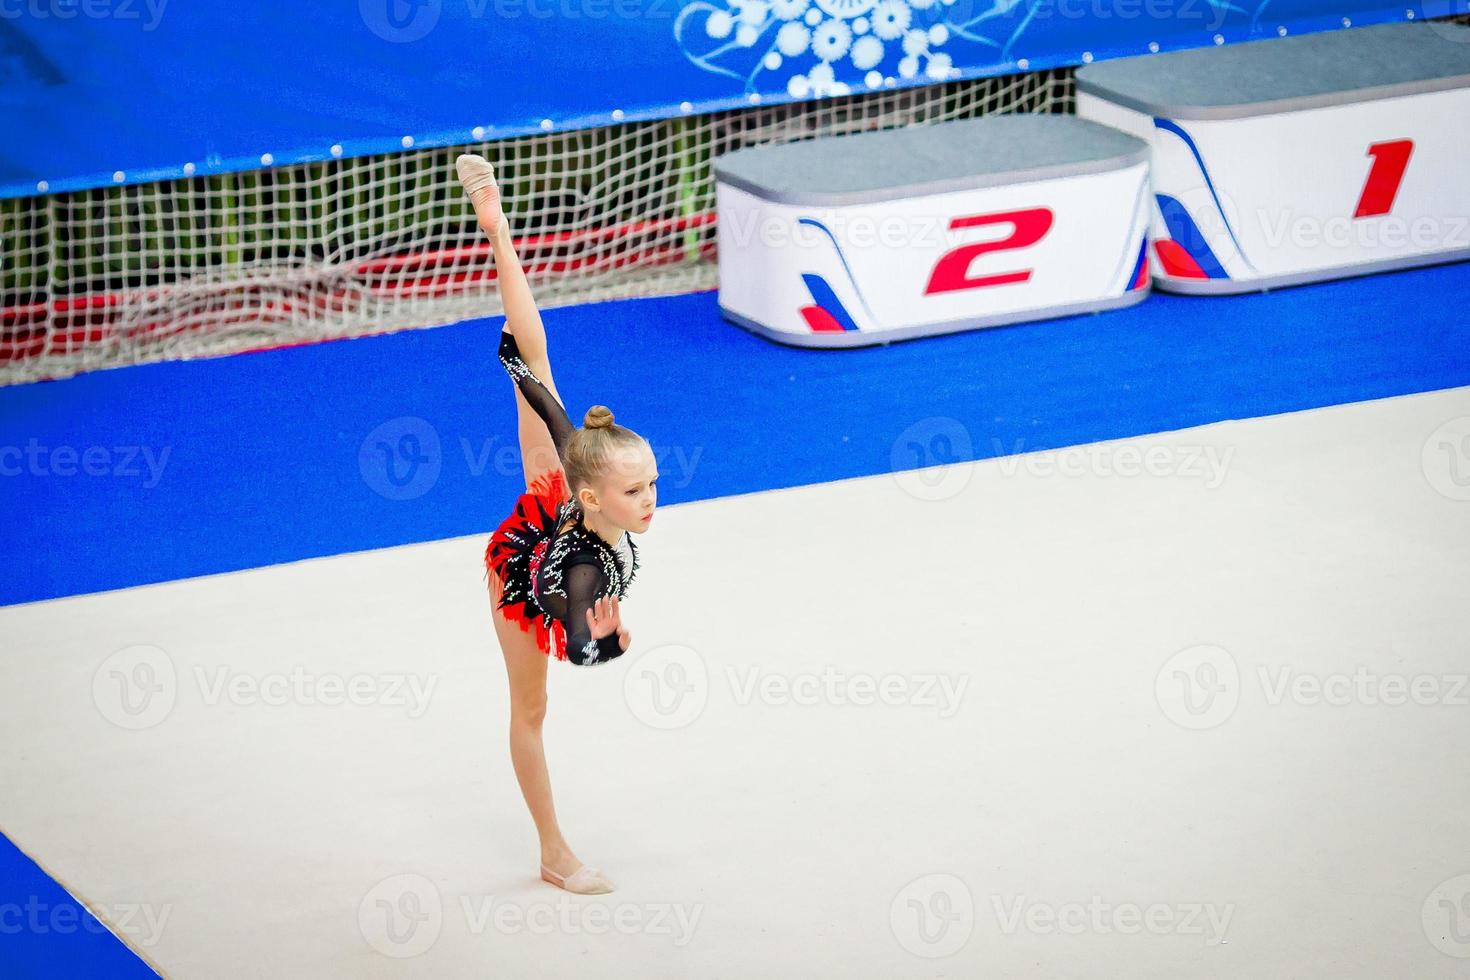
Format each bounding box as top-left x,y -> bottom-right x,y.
484,330 -> 639,666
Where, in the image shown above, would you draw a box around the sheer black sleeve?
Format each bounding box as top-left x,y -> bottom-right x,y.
544,560 -> 626,667
498,328 -> 574,460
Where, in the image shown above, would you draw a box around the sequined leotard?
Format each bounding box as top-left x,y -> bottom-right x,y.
484,329 -> 639,666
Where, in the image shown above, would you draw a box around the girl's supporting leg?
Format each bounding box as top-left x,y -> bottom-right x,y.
488,568 -> 588,878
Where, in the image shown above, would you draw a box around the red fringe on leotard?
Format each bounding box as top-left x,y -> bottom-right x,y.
485,468 -> 572,662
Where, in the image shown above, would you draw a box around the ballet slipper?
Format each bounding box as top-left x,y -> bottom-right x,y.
454,153 -> 505,238
540,862 -> 616,895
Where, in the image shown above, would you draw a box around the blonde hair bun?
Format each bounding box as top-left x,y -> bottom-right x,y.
583,405 -> 615,430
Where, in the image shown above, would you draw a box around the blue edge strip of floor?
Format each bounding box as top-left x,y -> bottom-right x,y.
2,261 -> 1469,976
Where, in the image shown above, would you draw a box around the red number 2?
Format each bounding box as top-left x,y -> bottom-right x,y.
923,207 -> 1053,295
1354,139 -> 1413,218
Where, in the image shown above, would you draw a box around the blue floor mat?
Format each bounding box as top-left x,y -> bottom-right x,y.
2,260 -> 1468,608
0,832 -> 159,978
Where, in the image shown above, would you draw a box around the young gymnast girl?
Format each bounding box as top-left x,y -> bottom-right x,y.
456,153 -> 660,896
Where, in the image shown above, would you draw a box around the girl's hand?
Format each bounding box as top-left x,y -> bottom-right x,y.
585,595 -> 622,640
616,624 -> 631,652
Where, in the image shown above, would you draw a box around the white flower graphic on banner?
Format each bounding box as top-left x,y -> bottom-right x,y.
675,0 -> 1261,96
675,0 -> 975,96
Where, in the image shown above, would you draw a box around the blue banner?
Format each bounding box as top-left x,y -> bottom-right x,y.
0,0 -> 1461,199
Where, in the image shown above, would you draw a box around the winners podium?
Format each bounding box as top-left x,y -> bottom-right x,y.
713,114 -> 1152,347
1076,21 -> 1470,294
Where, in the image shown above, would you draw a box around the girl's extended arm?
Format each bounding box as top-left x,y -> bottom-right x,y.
552,562 -> 628,666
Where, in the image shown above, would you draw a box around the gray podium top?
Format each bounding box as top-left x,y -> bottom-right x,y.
1075,21 -> 1470,120
712,114 -> 1149,207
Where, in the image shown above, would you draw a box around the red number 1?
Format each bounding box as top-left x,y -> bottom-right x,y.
1354,139 -> 1413,218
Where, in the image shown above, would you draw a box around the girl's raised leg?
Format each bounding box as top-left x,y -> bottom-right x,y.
456,154 -> 554,368
456,154 -> 567,487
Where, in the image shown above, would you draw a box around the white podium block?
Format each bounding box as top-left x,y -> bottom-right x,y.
713,115 -> 1152,348
1076,21 -> 1470,294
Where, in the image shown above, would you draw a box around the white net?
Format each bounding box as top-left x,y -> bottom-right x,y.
0,69 -> 1073,384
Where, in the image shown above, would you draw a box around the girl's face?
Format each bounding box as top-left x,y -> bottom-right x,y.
585,443 -> 659,533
